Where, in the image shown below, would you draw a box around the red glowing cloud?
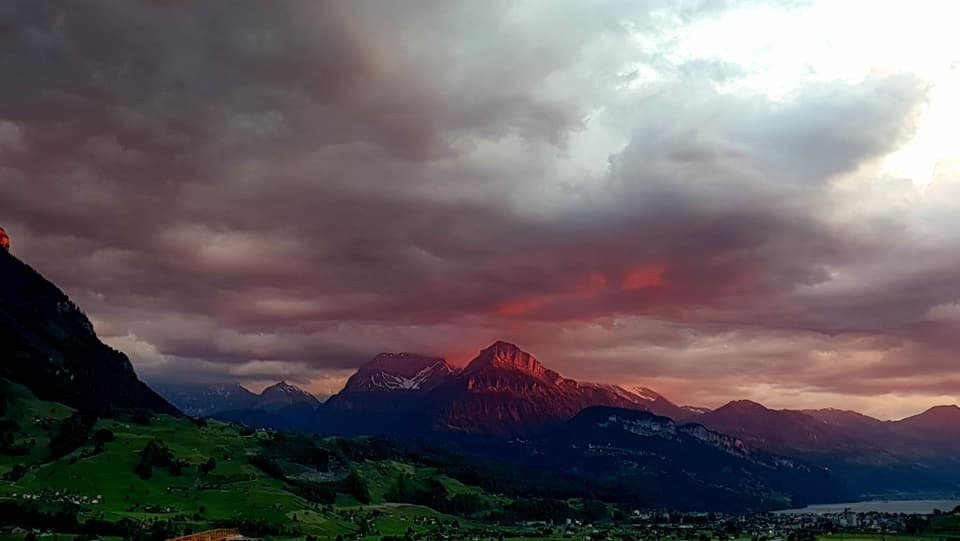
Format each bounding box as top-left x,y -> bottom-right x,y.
621,263 -> 667,290
497,296 -> 547,317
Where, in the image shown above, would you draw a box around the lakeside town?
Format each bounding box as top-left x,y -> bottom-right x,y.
3,499 -> 958,541
398,505 -> 959,541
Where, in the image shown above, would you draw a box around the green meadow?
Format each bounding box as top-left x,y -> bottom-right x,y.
0,381 -> 494,539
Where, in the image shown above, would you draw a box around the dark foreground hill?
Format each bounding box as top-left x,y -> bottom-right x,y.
0,250 -> 180,417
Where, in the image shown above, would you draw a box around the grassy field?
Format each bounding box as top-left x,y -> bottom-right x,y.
0,381 -> 75,477
0,381 -> 496,539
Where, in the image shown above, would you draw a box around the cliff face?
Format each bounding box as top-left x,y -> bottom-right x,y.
0,250 -> 181,417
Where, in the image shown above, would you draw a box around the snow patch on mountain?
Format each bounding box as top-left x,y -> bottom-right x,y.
370,361 -> 448,390
631,387 -> 663,402
682,405 -> 713,415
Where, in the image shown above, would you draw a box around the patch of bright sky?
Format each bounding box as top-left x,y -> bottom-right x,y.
672,0 -> 960,187
530,0 -> 959,211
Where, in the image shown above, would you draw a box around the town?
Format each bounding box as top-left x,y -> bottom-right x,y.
403,507 -> 955,541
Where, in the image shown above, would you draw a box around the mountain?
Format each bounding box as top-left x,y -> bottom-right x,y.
344,353 -> 455,392
511,407 -> 847,511
316,353 -> 457,434
254,381 -> 322,411
802,407 -> 889,431
695,400 -> 914,465
152,380 -> 322,432
895,404 -> 960,434
187,338 -> 960,500
327,353 -> 456,409
697,400 -> 858,454
889,405 -> 960,457
681,405 -> 713,415
431,341 -> 690,436
150,382 -> 258,417
207,381 -> 325,430
319,341 -> 694,437
700,400 -> 960,461
224,341 -> 692,437
153,381 -> 321,419
0,250 -> 180,417
697,400 -> 960,497
630,386 -> 699,420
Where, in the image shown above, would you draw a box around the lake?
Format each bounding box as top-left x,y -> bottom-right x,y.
776,500 -> 960,515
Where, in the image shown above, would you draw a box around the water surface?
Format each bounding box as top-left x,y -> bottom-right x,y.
776,500 -> 960,515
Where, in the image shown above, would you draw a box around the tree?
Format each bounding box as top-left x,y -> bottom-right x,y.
200,456 -> 217,474
48,412 -> 96,458
343,469 -> 371,504
2,464 -> 26,481
583,498 -> 609,522
135,461 -> 153,480
0,420 -> 18,452
136,438 -> 182,477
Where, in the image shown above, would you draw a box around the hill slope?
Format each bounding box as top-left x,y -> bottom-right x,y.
0,380 -> 491,537
0,251 -> 179,417
697,400 -> 960,497
524,407 -> 847,511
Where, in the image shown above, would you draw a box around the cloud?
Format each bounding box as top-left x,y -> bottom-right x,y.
1,0 -> 958,419
0,120 -> 24,156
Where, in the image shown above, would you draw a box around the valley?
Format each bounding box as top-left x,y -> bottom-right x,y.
4,376 -> 960,541
155,342 -> 960,503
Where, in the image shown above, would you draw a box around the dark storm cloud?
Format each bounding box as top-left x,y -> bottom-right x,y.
1,0 -> 957,415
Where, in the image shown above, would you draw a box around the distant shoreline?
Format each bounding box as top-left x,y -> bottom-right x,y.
776,499 -> 960,515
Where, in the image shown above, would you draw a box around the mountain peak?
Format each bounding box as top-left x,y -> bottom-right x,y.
254,381 -> 319,411
263,380 -> 310,395
925,404 -> 960,413
465,341 -> 550,377
721,399 -> 770,412
150,381 -> 257,417
630,386 -> 667,402
705,400 -> 775,421
364,352 -> 450,376
338,352 -> 455,394
899,404 -> 960,428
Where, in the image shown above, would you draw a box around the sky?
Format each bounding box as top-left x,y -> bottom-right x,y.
1,0 -> 959,419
